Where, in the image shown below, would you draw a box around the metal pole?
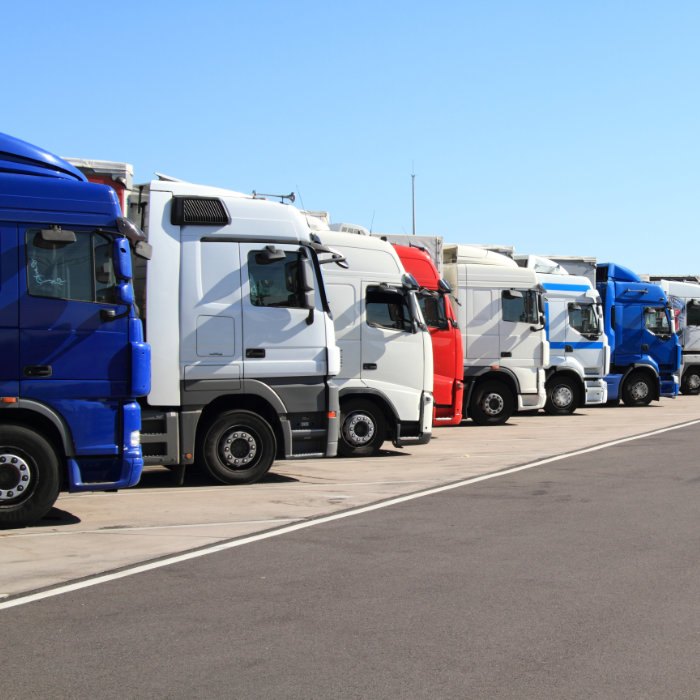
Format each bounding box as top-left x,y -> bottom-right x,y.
411,169 -> 416,235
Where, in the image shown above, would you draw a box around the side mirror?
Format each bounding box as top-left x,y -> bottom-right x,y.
402,272 -> 420,290
300,257 -> 316,310
114,239 -> 133,281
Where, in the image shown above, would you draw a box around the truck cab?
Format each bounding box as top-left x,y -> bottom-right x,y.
315,230 -> 434,455
597,263 -> 680,404
644,277 -> 700,395
392,243 -> 464,425
515,255 -> 610,414
0,133 -> 150,527
443,244 -> 549,424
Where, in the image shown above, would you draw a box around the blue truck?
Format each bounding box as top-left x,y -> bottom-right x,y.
551,258 -> 681,405
597,262 -> 680,405
0,133 -> 151,528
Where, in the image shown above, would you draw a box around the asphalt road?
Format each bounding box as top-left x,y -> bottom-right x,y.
2,421 -> 698,698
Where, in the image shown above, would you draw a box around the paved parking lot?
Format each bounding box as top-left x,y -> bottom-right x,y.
2,397 -> 699,599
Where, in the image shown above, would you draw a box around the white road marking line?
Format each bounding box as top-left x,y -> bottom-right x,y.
2,419 -> 698,611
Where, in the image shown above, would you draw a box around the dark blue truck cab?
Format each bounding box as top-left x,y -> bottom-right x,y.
597,262 -> 680,405
0,133 -> 150,528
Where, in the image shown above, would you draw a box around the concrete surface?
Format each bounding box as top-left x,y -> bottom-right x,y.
1,397 -> 699,598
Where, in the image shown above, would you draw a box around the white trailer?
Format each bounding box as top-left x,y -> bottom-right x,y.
515,255 -> 610,413
443,244 -> 549,424
317,230 -> 434,455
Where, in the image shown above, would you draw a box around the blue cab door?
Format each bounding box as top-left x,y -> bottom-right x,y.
19,225 -> 132,471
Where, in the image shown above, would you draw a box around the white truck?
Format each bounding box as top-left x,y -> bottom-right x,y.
442,244 -> 549,424
514,255 -> 610,413
315,229 -> 434,455
644,277 -> 700,395
68,161 -> 343,484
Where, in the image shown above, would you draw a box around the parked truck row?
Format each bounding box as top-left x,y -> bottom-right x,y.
0,131 -> 689,528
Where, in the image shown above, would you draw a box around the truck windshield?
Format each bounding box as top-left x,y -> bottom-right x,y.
418,291 -> 448,330
502,289 -> 539,324
568,303 -> 599,336
644,307 -> 671,336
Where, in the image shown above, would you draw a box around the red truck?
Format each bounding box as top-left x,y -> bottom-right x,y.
393,244 -> 464,425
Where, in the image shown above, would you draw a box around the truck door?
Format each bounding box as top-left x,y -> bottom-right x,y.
241,242 -> 330,380
361,284 -> 425,421
19,226 -> 132,456
499,288 -> 542,367
642,306 -> 676,365
565,299 -> 605,366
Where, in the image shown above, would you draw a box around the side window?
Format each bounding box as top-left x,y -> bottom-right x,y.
418,292 -> 448,330
366,287 -> 412,332
26,230 -> 115,303
502,290 -> 538,324
248,250 -> 303,308
644,307 -> 670,335
687,302 -> 700,327
568,304 -> 598,335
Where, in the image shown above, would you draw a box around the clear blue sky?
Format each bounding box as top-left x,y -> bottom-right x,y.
4,1 -> 699,274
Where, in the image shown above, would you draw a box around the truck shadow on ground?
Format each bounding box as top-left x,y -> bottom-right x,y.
136,466 -> 300,489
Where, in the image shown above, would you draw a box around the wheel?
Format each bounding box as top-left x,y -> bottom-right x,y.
544,375 -> 579,415
0,425 -> 61,529
621,371 -> 654,406
199,411 -> 276,484
338,399 -> 385,457
680,367 -> 700,395
468,381 -> 514,425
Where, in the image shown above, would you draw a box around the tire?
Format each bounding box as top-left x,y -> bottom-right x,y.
621,371 -> 654,407
199,410 -> 276,485
338,399 -> 385,457
544,375 -> 579,415
680,367 -> 700,395
469,381 -> 514,425
0,425 -> 61,529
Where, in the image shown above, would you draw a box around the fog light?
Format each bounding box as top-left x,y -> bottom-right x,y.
130,430 -> 141,448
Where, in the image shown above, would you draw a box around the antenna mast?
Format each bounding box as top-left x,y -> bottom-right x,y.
411,164 -> 416,235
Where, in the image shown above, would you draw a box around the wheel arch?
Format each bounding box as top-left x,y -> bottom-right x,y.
622,364 -> 661,401
545,368 -> 586,408
338,388 -> 398,440
194,393 -> 285,461
463,368 -> 518,408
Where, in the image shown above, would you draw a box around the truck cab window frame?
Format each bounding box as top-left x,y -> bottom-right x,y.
366,286 -> 413,332
568,302 -> 600,336
26,229 -> 117,304
248,249 -> 305,309
643,306 -> 671,337
502,289 -> 539,324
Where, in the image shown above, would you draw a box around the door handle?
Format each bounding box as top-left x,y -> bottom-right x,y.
565,345 -> 573,353
246,349 -> 266,358
24,365 -> 52,377
363,363 -> 378,370
641,344 -> 649,351
501,352 -> 512,358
